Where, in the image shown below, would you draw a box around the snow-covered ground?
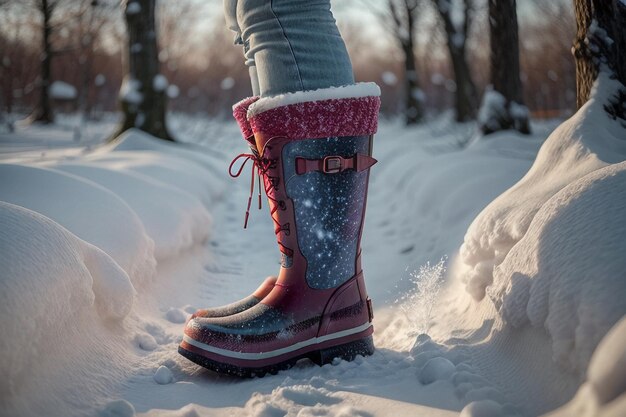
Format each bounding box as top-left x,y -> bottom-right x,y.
1,77 -> 625,417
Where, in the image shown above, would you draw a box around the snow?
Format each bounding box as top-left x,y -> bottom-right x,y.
412,87 -> 426,102
461,73 -> 626,302
247,82 -> 381,117
460,400 -> 505,417
478,86 -> 529,132
431,73 -> 445,85
587,318 -> 626,405
153,74 -> 168,92
95,73 -> 106,87
165,307 -> 188,324
166,84 -> 180,99
153,366 -> 174,385
0,202 -> 134,416
419,357 -> 456,384
135,333 -> 158,351
120,76 -> 143,105
544,318 -> 626,417
100,400 -> 136,417
220,76 -> 235,90
0,119 -> 225,416
453,73 -> 626,415
491,161 -> 626,371
0,163 -> 156,286
478,86 -> 507,129
1,71 -> 625,417
448,0 -> 466,35
126,2 -> 141,15
381,71 -> 398,86
49,80 -> 77,100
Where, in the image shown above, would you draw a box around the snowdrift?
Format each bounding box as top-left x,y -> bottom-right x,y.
0,163 -> 156,286
0,202 -> 133,414
1,79 -> 624,416
461,74 -> 626,302
492,161 -> 626,371
546,317 -> 626,417
0,129 -> 223,416
452,74 -> 626,416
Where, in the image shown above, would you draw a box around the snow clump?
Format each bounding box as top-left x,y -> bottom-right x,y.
153,365 -> 173,385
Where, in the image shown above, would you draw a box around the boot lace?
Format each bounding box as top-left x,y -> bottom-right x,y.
229,152 -> 293,257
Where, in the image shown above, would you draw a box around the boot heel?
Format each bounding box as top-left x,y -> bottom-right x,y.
313,335 -> 375,366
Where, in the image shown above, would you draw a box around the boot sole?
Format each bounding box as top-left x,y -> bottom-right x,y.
178,334 -> 375,378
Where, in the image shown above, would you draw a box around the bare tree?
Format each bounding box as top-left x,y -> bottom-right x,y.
479,0 -> 530,135
432,0 -> 478,122
117,0 -> 172,141
389,0 -> 424,124
361,0 -> 424,125
74,0 -> 118,119
573,0 -> 626,119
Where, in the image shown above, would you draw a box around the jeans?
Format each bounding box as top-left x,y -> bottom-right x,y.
224,0 -> 354,97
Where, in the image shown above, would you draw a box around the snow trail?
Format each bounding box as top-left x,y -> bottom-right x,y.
2,107 -> 623,417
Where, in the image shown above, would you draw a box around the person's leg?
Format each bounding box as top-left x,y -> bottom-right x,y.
224,0 -> 261,95
236,0 -> 354,96
179,0 -> 379,376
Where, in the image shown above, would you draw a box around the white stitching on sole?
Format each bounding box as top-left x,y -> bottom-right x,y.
183,322 -> 372,361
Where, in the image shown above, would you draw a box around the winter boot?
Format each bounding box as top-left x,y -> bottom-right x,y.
192,96 -> 277,319
179,83 -> 380,376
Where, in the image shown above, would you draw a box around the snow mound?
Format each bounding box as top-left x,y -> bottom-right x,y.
544,317 -> 626,417
98,129 -> 224,206
0,202 -> 133,406
461,74 -> 626,301
490,161 -> 626,372
0,163 -> 156,286
54,163 -> 211,259
478,86 -> 529,134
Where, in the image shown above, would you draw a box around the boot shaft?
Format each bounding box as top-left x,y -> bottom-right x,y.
247,83 -> 380,291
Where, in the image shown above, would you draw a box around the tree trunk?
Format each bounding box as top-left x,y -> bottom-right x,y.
403,9 -> 423,125
31,0 -> 54,124
117,0 -> 172,141
435,0 -> 478,122
448,42 -> 477,122
573,0 -> 626,119
387,0 -> 423,125
480,0 -> 530,135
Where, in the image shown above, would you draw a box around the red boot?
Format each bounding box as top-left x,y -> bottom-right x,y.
180,83 -> 380,376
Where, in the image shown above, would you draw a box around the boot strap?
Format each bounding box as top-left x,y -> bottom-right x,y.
295,153 -> 377,175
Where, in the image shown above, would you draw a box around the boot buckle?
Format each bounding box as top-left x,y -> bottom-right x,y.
323,156 -> 342,174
